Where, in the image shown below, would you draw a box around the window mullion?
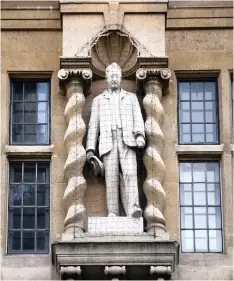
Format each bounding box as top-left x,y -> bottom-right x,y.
20,162 -> 24,252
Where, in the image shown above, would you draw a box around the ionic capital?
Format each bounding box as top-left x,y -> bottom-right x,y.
136,68 -> 171,93
58,68 -> 92,95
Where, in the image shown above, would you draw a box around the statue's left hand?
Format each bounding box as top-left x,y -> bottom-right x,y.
136,135 -> 145,148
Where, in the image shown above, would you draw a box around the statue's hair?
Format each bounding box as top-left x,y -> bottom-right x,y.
105,62 -> 122,77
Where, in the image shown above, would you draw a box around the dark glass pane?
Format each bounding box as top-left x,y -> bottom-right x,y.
205,110 -> 216,123
24,83 -> 37,101
180,183 -> 192,205
37,208 -> 47,229
23,208 -> 35,229
37,125 -> 48,144
208,207 -> 221,228
37,231 -> 46,251
181,230 -> 194,252
37,164 -> 49,183
194,207 -> 207,229
193,183 -> 206,205
207,183 -> 221,205
181,101 -> 190,110
23,185 -> 35,205
191,110 -> 204,123
38,102 -> 47,111
13,82 -> 23,100
37,83 -> 49,101
195,230 -> 208,252
12,208 -> 21,229
10,163 -> 22,183
206,162 -> 219,182
24,103 -> 37,123
11,231 -> 21,250
206,133 -> 214,143
209,230 -> 222,252
181,111 -> 190,123
24,163 -> 36,182
181,124 -> 191,143
191,82 -> 203,100
180,82 -> 190,100
192,124 -> 205,143
37,185 -> 48,206
206,124 -> 217,143
192,102 -> 203,110
205,82 -> 215,100
205,101 -> 214,110
24,124 -> 37,144
37,110 -> 47,124
181,207 -> 193,228
12,124 -> 23,143
10,185 -> 22,206
180,162 -> 192,182
12,102 -> 23,123
23,231 -> 35,250
193,163 -> 206,182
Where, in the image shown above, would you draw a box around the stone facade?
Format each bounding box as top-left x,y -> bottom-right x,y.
1,0 -> 233,280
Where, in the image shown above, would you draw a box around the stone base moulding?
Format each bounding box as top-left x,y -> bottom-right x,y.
52,235 -> 179,280
88,217 -> 144,235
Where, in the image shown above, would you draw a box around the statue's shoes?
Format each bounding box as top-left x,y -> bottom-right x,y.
131,207 -> 142,218
108,213 -> 117,217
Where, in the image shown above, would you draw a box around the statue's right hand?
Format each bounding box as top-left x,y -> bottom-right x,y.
86,151 -> 94,163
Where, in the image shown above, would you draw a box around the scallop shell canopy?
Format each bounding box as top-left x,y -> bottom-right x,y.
91,31 -> 138,77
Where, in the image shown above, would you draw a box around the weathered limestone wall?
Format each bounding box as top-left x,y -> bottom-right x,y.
1,4 -> 63,278
61,2 -> 167,57
165,26 -> 233,280
1,0 -> 233,280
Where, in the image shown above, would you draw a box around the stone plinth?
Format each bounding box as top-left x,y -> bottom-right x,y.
88,217 -> 144,235
52,235 -> 179,280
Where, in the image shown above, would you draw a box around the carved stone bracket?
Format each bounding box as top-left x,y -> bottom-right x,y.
58,68 -> 92,239
60,266 -> 82,280
136,68 -> 171,237
104,266 -> 126,280
150,265 -> 172,280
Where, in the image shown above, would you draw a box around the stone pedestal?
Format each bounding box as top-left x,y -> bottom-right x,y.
52,235 -> 179,280
88,217 -> 144,235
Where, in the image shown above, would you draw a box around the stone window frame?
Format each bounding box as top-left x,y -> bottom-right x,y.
7,160 -> 50,254
9,78 -> 51,145
179,160 -> 223,253
177,78 -> 219,145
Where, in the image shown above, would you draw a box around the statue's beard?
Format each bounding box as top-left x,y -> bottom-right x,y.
110,83 -> 120,91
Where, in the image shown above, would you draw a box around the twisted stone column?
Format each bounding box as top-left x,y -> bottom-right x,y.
58,69 -> 92,236
136,68 -> 171,236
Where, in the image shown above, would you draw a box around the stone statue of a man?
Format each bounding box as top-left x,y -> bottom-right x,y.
86,62 -> 145,218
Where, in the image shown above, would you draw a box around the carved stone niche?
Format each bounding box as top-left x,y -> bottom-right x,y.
53,24 -> 179,280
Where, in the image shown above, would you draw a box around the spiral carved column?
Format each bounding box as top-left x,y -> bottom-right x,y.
136,68 -> 171,236
58,69 -> 92,236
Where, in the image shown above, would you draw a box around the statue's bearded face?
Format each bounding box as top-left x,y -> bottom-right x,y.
106,69 -> 122,91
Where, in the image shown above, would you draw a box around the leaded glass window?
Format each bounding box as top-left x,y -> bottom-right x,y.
179,161 -> 222,253
178,81 -> 219,144
10,81 -> 50,144
8,162 -> 50,253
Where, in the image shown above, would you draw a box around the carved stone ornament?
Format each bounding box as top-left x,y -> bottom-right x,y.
57,68 -> 93,238
136,68 -> 171,91
104,266 -> 126,275
74,24 -> 157,78
136,68 -> 171,236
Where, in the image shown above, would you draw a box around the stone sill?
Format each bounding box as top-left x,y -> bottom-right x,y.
175,144 -> 224,155
4,144 -> 54,158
